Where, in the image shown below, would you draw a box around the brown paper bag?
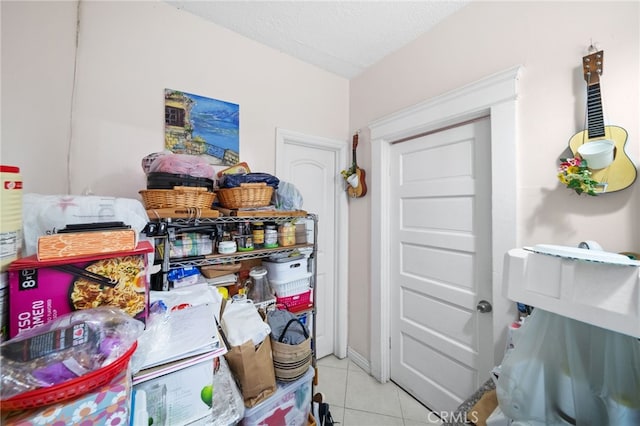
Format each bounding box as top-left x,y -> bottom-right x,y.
224,336 -> 277,407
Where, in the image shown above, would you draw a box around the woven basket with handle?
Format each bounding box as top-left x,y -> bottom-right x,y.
271,318 -> 312,382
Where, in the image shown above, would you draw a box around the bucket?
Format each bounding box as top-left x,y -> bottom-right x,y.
0,165 -> 22,272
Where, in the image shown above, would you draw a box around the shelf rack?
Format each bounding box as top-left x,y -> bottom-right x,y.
147,212 -> 319,381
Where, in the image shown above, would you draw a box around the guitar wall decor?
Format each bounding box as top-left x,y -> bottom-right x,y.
346,132 -> 367,198
567,48 -> 637,193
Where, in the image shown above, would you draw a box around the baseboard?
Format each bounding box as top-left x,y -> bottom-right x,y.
347,346 -> 370,374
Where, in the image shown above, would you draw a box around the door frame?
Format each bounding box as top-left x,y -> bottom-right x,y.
275,127 -> 349,358
368,66 -> 522,382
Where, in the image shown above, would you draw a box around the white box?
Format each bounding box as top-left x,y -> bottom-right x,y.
503,247 -> 640,337
263,257 -> 308,281
133,352 -> 217,426
241,366 -> 314,426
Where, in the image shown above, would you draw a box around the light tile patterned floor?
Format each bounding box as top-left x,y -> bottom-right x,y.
314,356 -> 444,426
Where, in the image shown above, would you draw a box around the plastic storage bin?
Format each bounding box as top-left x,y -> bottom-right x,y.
270,272 -> 312,297
241,366 -> 314,426
276,289 -> 313,313
263,257 -> 308,281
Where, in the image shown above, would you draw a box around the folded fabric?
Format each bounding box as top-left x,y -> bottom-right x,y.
267,309 -> 308,345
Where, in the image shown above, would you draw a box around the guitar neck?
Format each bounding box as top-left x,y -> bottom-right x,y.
352,134 -> 358,167
586,83 -> 606,139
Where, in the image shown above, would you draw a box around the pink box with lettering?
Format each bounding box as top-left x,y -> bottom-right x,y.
7,242 -> 152,338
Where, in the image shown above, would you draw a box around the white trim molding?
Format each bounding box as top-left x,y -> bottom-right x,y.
368,66 -> 522,382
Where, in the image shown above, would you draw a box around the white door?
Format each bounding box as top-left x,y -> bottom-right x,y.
275,129 -> 349,359
389,118 -> 493,413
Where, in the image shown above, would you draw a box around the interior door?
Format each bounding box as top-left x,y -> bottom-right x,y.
389,118 -> 493,413
275,129 -> 345,359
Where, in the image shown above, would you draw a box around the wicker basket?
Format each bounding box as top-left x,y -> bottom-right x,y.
139,186 -> 216,209
216,183 -> 273,209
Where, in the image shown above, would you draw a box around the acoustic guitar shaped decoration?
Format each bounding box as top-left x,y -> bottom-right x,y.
568,49 -> 637,193
346,133 -> 367,198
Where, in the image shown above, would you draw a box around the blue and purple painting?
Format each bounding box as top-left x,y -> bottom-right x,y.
164,89 -> 239,165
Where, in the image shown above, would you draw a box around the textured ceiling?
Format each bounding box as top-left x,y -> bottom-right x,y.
165,1 -> 470,79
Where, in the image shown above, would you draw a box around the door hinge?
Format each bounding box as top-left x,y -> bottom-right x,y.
389,337 -> 391,349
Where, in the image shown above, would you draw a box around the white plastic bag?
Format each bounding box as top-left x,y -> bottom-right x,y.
22,193 -> 149,256
272,181 -> 303,210
496,308 -> 640,425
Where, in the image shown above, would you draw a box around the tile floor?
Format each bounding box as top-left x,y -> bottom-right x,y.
314,355 -> 444,426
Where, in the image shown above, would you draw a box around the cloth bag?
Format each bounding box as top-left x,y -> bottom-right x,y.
268,310 -> 312,382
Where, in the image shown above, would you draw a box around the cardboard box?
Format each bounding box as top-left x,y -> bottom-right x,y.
2,369 -> 131,426
37,229 -> 137,261
8,242 -> 153,338
241,367 -> 314,426
133,351 -> 218,426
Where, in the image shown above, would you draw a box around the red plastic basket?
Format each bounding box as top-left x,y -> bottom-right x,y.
276,289 -> 313,313
0,341 -> 137,411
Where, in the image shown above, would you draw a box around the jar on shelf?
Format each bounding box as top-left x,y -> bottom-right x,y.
252,222 -> 265,249
218,240 -> 237,254
264,224 -> 278,248
236,234 -> 254,251
278,222 -> 295,247
244,266 -> 274,303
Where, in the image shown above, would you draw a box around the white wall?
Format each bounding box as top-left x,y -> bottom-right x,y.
348,1 -> 639,359
1,1 -> 78,194
1,0 -> 349,197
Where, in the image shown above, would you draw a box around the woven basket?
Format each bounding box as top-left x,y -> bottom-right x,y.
139,186 -> 216,209
216,182 -> 273,209
271,318 -> 312,382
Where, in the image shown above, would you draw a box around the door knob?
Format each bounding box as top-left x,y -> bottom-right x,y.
476,300 -> 492,313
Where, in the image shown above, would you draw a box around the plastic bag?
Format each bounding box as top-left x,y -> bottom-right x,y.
148,152 -> 215,179
495,308 -> 640,425
22,193 -> 149,256
141,151 -> 170,174
0,307 -> 143,400
272,181 -> 303,210
211,356 -> 245,425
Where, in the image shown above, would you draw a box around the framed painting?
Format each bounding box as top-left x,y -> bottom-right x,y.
164,89 -> 239,166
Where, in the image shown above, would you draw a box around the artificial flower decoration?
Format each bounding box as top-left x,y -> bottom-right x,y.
557,156 -> 599,196
340,166 -> 356,180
